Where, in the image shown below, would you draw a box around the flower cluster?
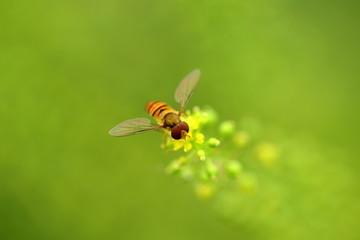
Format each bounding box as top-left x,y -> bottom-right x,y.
162,106 -> 279,199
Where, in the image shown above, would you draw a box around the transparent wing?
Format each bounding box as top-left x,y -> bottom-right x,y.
109,118 -> 161,137
174,69 -> 201,115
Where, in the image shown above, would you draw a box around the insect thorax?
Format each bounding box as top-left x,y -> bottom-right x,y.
163,112 -> 180,128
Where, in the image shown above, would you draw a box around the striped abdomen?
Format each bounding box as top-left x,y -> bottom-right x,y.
145,101 -> 176,121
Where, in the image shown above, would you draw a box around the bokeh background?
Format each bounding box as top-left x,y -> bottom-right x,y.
1,0 -> 359,239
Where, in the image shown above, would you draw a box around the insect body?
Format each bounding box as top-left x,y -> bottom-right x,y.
109,69 -> 201,140
145,101 -> 179,127
145,100 -> 188,139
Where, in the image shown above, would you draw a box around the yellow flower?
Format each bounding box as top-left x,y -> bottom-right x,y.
195,133 -> 205,144
183,142 -> 193,152
172,140 -> 184,151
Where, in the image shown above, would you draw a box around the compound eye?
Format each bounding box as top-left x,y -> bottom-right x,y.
179,121 -> 189,132
171,125 -> 182,139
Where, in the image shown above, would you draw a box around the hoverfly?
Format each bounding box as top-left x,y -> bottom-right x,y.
109,69 -> 201,140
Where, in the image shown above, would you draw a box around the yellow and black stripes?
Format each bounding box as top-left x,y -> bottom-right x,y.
145,101 -> 175,121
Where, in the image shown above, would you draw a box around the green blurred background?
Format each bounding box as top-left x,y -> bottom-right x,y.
1,0 -> 359,239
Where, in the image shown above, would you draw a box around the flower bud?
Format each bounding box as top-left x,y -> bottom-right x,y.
202,107 -> 218,126
206,161 -> 218,179
226,160 -> 242,178
207,137 -> 221,148
197,149 -> 206,161
180,167 -> 194,181
165,160 -> 181,175
219,121 -> 235,137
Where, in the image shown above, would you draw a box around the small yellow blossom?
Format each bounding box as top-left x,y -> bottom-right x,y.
195,133 -> 205,144
185,115 -> 200,131
172,140 -> 184,151
183,141 -> 193,152
163,106 -> 280,200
